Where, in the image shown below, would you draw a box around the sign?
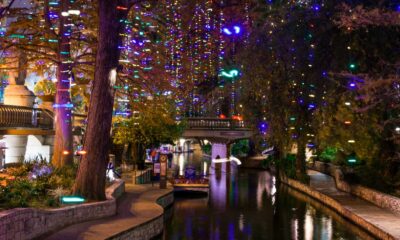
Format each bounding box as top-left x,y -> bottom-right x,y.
153,163 -> 161,175
159,154 -> 168,189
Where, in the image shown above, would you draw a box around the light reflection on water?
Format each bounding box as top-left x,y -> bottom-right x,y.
163,151 -> 372,240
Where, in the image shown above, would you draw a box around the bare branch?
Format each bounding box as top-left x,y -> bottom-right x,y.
0,0 -> 16,19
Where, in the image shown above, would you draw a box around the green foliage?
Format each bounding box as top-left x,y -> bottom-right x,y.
33,79 -> 56,96
0,179 -> 37,208
112,101 -> 184,148
201,143 -> 212,155
0,161 -> 77,209
319,147 -> 338,163
48,165 -> 77,190
345,164 -> 395,194
231,140 -> 250,157
275,154 -> 296,179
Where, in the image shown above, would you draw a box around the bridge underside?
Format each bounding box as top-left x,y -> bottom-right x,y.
0,129 -> 55,136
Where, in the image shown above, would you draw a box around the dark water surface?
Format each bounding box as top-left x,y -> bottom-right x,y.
161,151 -> 374,240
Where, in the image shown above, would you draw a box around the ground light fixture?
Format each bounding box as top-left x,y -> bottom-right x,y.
61,196 -> 85,204
348,158 -> 357,163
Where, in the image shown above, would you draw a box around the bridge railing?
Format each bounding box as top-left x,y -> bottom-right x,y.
187,118 -> 247,130
0,105 -> 53,129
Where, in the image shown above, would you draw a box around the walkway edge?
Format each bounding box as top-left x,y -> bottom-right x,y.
281,176 -> 396,240
106,188 -> 174,240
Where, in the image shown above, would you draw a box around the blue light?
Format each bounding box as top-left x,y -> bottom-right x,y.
53,103 -> 74,108
349,82 -> 356,89
61,196 -> 85,204
233,26 -> 241,34
223,28 -> 232,35
307,143 -> 315,148
312,4 -> 321,11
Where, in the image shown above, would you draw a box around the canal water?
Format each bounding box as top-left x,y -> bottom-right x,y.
161,147 -> 374,240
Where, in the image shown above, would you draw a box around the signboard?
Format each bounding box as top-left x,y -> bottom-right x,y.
153,163 -> 161,175
159,154 -> 168,189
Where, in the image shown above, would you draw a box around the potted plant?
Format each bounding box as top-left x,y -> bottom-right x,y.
33,79 -> 56,102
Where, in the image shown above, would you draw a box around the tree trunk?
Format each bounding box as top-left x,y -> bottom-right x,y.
137,143 -> 146,170
52,0 -> 73,167
73,0 -> 128,200
16,52 -> 27,85
296,135 -> 307,178
111,143 -> 124,167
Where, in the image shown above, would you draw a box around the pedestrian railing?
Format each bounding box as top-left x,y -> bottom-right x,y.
135,168 -> 153,184
0,104 -> 88,130
0,104 -> 53,129
187,117 -> 248,130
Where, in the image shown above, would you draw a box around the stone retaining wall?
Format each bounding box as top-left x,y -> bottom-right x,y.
109,191 -> 174,240
281,176 -> 396,240
0,179 -> 125,240
312,161 -> 400,215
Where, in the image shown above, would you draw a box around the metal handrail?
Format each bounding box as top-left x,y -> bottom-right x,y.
186,117 -> 248,130
0,104 -> 53,129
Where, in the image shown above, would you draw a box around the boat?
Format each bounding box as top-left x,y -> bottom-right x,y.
172,177 -> 210,193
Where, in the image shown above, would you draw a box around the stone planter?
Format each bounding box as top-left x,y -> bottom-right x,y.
37,95 -> 55,102
37,95 -> 55,112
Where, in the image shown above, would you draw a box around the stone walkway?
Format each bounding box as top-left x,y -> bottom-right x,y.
308,170 -> 400,239
44,183 -> 172,240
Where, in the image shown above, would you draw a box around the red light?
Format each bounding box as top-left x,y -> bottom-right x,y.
116,6 -> 128,10
232,115 -> 243,121
219,114 -> 226,119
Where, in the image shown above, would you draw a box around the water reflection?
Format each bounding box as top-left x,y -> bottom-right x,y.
172,146 -> 210,177
163,162 -> 371,240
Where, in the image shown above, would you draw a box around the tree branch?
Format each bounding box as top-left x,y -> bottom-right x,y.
0,0 -> 16,19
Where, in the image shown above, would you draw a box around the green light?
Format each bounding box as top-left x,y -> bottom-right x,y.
219,69 -> 239,79
349,63 -> 356,70
348,159 -> 356,163
9,34 -> 25,39
61,196 -> 85,204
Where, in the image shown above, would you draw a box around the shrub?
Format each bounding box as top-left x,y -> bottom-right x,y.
319,147 -> 337,163
0,161 -> 77,209
33,79 -> 56,96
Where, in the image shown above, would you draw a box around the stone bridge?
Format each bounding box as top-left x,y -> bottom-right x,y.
182,117 -> 255,161
183,117 -> 254,143
0,104 -> 86,165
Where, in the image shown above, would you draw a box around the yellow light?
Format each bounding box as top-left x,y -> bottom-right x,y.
77,150 -> 87,155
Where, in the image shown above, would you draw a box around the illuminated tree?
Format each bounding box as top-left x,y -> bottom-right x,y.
0,0 -> 97,167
